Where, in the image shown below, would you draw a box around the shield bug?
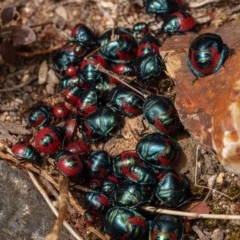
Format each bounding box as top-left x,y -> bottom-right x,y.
135,53 -> 163,84
150,214 -> 184,240
110,181 -> 153,208
137,35 -> 161,57
143,0 -> 182,14
12,142 -> 42,165
112,151 -> 142,178
109,86 -> 144,118
81,106 -> 123,142
53,41 -> 88,73
162,10 -> 195,33
35,126 -> 65,154
52,102 -> 70,119
98,27 -> 138,63
86,150 -> 112,179
65,139 -> 90,155
71,23 -> 97,46
55,151 -> 83,177
76,89 -> 98,117
136,133 -> 181,170
187,33 -> 230,77
104,206 -> 148,240
28,105 -> 52,129
155,170 -> 191,208
84,191 -> 110,215
143,95 -> 182,135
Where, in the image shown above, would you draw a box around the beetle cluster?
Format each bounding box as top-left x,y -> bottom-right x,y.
143,0 -> 230,78
143,0 -> 195,34
12,1 -> 231,238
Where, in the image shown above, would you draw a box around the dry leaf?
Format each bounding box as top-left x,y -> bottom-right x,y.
11,25 -> 36,45
1,6 -> 17,25
182,201 -> 210,215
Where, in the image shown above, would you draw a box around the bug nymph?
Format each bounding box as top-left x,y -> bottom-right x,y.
187,33 -> 230,78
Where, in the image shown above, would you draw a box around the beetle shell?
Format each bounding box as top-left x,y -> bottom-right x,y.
101,175 -> 119,195
104,206 -> 148,240
80,53 -> 108,85
143,0 -> 182,14
133,22 -> 149,38
71,23 -> 97,46
86,150 -> 112,179
76,89 -> 98,117
163,10 -> 195,33
62,85 -> 82,106
82,106 -> 122,142
155,170 -> 191,208
35,126 -> 65,154
111,62 -> 135,76
12,142 -> 42,165
98,27 -> 138,63
64,64 -> 79,77
137,35 -> 161,57
143,95 -> 181,135
150,214 -> 184,240
56,152 -> 83,177
136,133 -> 181,169
64,117 -> 79,141
125,164 -> 156,185
65,139 -> 90,155
112,151 -> 142,178
94,75 -> 120,98
52,102 -> 70,119
109,86 -> 144,118
110,181 -> 153,208
28,105 -> 52,128
59,75 -> 85,89
53,41 -> 88,73
187,33 -> 230,77
135,53 -> 162,83
84,191 -> 110,214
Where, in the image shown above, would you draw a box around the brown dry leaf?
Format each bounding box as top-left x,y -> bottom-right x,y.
12,25 -> 36,45
182,201 -> 210,215
0,39 -> 17,63
0,6 -> 17,25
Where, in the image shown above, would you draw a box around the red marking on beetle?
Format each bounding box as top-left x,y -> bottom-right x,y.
190,47 -> 221,75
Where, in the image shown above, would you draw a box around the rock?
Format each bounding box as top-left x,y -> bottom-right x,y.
0,160 -> 74,240
160,19 -> 240,173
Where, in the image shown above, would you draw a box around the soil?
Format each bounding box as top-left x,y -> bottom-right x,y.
1,1 -> 240,240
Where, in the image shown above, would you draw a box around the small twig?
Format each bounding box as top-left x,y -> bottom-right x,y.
189,0 -> 221,8
28,171 -> 83,240
142,206 -> 240,220
0,76 -> 37,92
17,43 -> 64,57
45,176 -> 70,240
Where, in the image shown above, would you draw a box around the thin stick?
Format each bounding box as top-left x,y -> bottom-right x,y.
17,43 -> 64,57
142,206 -> 240,220
0,76 -> 37,92
45,176 -> 71,240
28,171 -> 83,240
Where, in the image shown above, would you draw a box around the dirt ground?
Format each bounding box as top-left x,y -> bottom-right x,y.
1,0 -> 240,240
